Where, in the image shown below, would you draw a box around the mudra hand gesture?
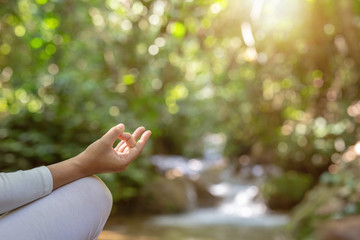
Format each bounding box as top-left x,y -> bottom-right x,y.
48,123 -> 152,189
78,124 -> 152,174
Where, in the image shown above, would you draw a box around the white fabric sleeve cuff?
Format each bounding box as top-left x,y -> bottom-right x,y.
0,166 -> 54,214
39,166 -> 54,194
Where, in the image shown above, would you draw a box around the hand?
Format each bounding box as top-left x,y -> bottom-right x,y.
48,123 -> 151,190
77,123 -> 152,176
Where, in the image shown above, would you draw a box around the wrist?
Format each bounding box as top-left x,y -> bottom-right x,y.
48,155 -> 89,190
70,153 -> 93,177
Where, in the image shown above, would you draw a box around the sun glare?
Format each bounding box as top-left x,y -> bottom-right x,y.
236,0 -> 305,62
251,0 -> 304,31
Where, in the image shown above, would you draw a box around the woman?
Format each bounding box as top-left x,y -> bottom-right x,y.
0,123 -> 151,240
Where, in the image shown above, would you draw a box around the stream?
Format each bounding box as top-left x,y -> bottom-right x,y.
100,156 -> 292,240
101,182 -> 290,240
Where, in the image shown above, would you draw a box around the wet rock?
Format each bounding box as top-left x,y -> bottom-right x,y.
123,174 -> 221,215
139,176 -> 192,214
196,166 -> 223,185
192,179 -> 221,207
149,155 -> 224,210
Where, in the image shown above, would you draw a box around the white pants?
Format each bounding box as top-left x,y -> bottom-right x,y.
0,176 -> 112,240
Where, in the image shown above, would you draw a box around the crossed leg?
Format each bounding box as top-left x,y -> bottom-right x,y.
0,176 -> 112,240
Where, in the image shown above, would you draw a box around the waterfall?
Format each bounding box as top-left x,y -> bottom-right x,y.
149,133 -> 288,229
150,182 -> 288,228
150,155 -> 288,228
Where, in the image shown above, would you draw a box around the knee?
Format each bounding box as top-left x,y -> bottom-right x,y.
93,176 -> 113,211
79,176 -> 113,215
59,176 -> 112,219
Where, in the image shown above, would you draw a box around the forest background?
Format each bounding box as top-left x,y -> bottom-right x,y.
1,0 -> 360,239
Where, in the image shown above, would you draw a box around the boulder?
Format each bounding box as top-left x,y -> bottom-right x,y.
139,176 -> 193,214
192,179 -> 221,207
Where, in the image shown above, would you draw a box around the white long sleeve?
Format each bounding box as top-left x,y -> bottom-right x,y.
0,166 -> 53,214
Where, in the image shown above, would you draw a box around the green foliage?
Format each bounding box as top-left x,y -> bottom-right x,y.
261,171 -> 313,210
290,147 -> 360,240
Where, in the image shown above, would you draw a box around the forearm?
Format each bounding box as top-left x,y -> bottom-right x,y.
47,155 -> 89,190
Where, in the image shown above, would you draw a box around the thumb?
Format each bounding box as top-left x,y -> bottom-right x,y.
102,124 -> 125,144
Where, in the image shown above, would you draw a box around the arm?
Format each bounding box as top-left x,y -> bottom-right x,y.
0,124 -> 151,213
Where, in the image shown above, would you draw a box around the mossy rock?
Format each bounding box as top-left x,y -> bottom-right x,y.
261,171 -> 313,210
139,176 -> 192,214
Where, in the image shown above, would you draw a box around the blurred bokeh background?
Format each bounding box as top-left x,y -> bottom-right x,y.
1,0 -> 360,239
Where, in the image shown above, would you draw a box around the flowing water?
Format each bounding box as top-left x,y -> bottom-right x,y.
100,175 -> 291,240
101,182 -> 290,240
145,183 -> 290,240
152,183 -> 288,227
100,153 -> 292,240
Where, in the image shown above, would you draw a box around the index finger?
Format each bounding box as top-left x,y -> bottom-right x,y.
128,130 -> 152,159
115,126 -> 146,152
118,132 -> 136,148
